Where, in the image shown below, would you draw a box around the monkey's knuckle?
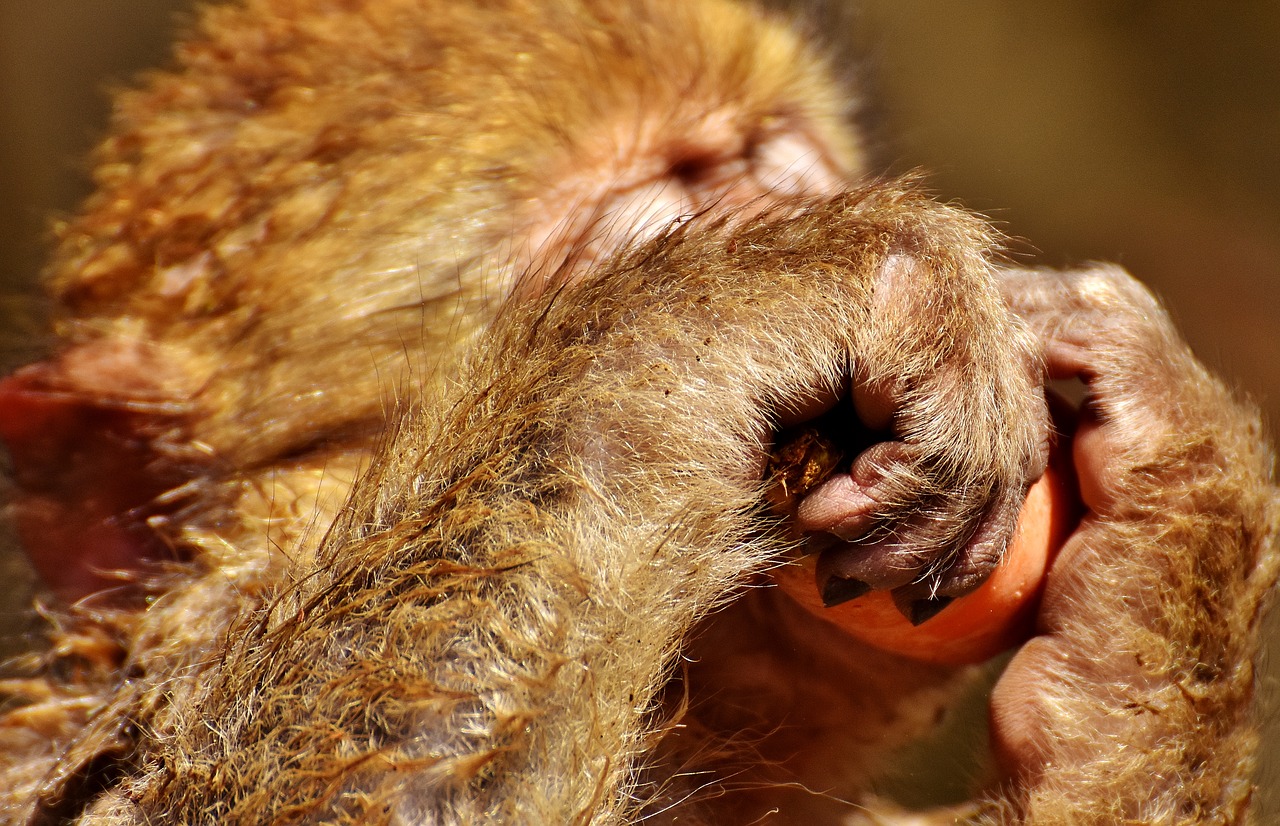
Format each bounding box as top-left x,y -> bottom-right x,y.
1069,265 -> 1165,322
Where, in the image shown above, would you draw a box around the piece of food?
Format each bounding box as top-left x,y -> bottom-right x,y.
762,426 -> 845,515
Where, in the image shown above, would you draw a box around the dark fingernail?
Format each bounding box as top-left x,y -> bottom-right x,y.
821,576 -> 871,607
904,595 -> 954,626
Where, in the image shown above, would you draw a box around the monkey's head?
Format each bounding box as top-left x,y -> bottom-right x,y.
0,0 -> 862,600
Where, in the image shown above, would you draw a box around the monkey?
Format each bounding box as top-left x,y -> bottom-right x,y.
0,0 -> 1275,823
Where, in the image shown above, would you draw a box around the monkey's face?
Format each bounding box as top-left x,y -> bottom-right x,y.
0,0 -> 859,600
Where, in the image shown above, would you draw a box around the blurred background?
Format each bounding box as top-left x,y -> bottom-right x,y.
1,0 -> 1277,814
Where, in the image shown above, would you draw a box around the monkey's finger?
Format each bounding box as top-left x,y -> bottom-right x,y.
794,442 -> 907,542
810,485 -> 1023,621
999,266 -> 1184,384
797,442 -> 938,595
989,632 -> 1073,778
797,440 -> 1025,616
888,481 -> 1025,602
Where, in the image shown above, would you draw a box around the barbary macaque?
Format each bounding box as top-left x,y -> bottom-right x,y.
0,0 -> 1276,823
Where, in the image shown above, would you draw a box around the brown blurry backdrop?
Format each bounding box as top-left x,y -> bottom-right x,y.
1,0 -> 1277,814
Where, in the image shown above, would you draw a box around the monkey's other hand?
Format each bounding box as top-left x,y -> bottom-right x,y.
989,266 -> 1280,820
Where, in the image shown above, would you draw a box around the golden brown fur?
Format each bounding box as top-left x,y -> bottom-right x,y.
0,0 -> 1275,823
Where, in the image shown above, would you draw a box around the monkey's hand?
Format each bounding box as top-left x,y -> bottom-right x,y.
989,266 -> 1280,822
773,192 -> 1050,622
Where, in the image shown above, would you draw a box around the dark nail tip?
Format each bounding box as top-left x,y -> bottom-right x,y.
905,595 -> 954,626
821,576 -> 872,608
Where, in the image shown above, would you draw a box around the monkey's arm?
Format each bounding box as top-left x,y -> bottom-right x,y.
70,184 -> 1044,824
988,266 -> 1280,823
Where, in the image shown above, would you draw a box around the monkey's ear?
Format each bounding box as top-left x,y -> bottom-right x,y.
0,352 -> 197,600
